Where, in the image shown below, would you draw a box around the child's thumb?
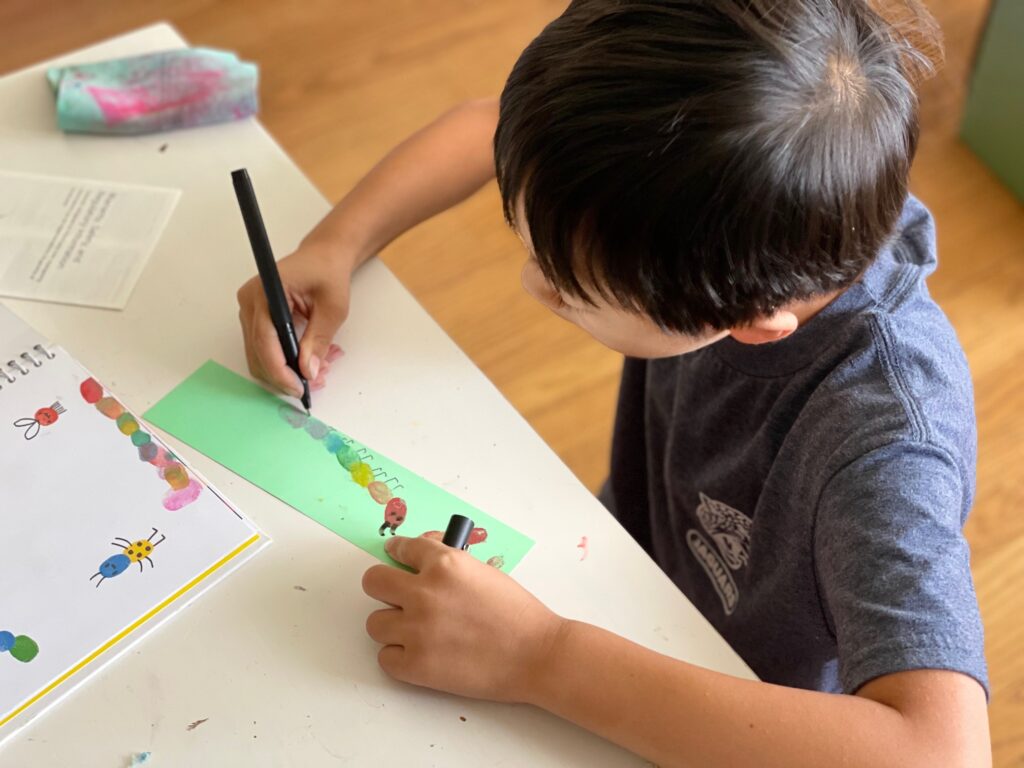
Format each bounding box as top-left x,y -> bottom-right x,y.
299,301 -> 346,380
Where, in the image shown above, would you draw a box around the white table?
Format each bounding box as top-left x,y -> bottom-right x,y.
0,24 -> 754,767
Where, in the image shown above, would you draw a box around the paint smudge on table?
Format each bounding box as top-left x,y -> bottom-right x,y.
577,536 -> 589,561
186,718 -> 208,731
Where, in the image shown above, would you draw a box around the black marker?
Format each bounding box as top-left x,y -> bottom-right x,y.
442,514 -> 475,550
231,168 -> 311,412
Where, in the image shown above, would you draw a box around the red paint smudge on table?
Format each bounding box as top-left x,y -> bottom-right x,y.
577,536 -> 589,561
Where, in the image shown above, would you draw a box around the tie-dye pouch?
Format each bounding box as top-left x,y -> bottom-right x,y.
47,48 -> 258,135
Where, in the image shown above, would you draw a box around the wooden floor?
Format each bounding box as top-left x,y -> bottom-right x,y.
3,1 -> 1021,764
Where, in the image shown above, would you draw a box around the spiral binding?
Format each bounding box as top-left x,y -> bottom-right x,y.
0,344 -> 57,389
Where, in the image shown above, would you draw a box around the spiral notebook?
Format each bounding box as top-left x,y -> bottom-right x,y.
0,302 -> 266,745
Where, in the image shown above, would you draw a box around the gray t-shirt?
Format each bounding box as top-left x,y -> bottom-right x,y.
600,196 -> 988,695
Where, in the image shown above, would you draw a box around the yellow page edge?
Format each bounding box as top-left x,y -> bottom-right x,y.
0,532 -> 262,729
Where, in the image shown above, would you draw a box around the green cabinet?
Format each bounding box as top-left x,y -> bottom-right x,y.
961,0 -> 1024,202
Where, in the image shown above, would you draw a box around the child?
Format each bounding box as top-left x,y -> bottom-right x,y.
236,1 -> 990,764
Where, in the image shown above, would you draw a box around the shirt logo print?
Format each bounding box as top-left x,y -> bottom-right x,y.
686,492 -> 753,615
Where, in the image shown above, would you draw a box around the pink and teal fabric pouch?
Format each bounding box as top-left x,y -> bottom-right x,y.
47,48 -> 258,135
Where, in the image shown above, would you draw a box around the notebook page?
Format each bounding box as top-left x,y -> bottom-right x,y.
0,341 -> 265,743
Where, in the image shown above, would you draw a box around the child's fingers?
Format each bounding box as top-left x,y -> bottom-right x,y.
239,306 -> 267,382
239,280 -> 286,390
362,563 -> 415,607
326,344 -> 344,363
298,300 -> 347,381
241,319 -> 266,384
377,645 -> 410,681
310,362 -> 330,391
384,535 -> 447,572
251,305 -> 303,396
365,608 -> 405,646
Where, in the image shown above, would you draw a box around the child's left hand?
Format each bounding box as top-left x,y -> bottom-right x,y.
362,535 -> 564,703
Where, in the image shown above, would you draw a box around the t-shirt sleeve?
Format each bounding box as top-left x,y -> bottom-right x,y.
814,440 -> 988,696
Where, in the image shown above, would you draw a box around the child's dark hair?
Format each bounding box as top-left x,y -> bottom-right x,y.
495,0 -> 941,333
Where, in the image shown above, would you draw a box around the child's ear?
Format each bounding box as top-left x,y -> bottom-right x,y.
728,311 -> 799,345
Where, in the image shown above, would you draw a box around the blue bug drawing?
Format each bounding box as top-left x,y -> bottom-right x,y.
90,528 -> 166,587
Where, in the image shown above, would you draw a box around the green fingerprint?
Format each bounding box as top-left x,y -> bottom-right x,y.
336,446 -> 360,471
10,635 -> 39,663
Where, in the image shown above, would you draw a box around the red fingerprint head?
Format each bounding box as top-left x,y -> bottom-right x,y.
35,407 -> 59,426
385,497 -> 407,526
468,527 -> 488,546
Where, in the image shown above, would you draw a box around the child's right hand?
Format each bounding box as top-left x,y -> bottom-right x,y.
236,241 -> 351,397
236,99 -> 500,397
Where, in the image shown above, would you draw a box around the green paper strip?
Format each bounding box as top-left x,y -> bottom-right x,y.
145,361 -> 534,571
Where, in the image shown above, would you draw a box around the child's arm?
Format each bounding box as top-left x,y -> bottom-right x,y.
363,536 -> 991,768
534,620 -> 989,768
237,98 -> 499,394
298,97 -> 499,270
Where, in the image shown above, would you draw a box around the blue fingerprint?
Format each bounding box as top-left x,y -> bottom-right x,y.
323,432 -> 346,453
